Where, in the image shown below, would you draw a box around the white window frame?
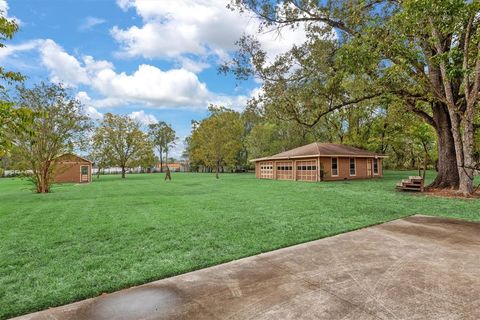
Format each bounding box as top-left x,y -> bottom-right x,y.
349,158 -> 356,176
373,158 -> 379,175
331,157 -> 339,176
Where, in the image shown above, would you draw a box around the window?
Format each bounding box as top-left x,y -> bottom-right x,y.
81,166 -> 88,175
373,158 -> 379,175
349,158 -> 356,176
331,158 -> 338,176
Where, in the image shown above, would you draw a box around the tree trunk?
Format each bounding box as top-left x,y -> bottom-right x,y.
447,108 -> 474,195
459,113 -> 475,194
164,150 -> 171,181
165,167 -> 171,181
429,103 -> 459,189
36,164 -> 51,193
121,166 -> 126,178
215,163 -> 220,179
159,147 -> 163,172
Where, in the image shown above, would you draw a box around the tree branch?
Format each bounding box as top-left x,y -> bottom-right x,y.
403,99 -> 435,127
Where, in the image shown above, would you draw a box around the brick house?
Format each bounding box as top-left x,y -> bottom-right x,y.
53,153 -> 92,183
251,143 -> 386,182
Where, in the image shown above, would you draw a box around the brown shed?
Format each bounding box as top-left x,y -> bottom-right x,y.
251,143 -> 386,182
53,153 -> 92,183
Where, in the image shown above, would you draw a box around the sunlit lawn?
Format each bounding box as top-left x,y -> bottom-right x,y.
0,171 -> 479,319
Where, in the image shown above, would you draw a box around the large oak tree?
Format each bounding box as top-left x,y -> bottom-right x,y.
228,0 -> 480,194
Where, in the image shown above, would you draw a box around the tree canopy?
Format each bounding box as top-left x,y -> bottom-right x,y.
92,113 -> 154,178
189,106 -> 244,178
0,11 -> 30,157
10,83 -> 92,193
226,0 -> 480,194
148,121 -> 176,173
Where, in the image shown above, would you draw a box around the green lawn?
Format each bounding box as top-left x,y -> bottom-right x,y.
0,171 -> 479,319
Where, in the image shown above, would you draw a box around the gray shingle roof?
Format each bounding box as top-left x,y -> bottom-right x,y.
251,143 -> 385,162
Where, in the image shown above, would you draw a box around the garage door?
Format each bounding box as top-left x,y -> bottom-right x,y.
276,161 -> 293,180
259,162 -> 274,179
296,160 -> 318,181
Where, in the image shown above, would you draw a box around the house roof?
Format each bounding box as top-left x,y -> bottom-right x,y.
250,143 -> 386,162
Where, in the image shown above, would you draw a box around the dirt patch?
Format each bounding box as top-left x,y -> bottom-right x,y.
423,187 -> 480,199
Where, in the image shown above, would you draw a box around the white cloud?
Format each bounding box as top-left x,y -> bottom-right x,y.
178,56 -> 210,73
0,0 -> 22,25
39,39 -> 89,86
2,37 -> 255,111
75,91 -> 103,120
128,110 -> 157,125
0,39 -> 43,60
111,0 -> 307,64
0,0 -> 7,13
86,106 -> 104,120
78,16 -> 106,31
90,64 -> 210,108
208,87 -> 264,111
11,39 -> 210,108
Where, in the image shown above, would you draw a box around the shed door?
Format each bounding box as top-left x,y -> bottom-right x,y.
80,165 -> 89,182
367,159 -> 372,177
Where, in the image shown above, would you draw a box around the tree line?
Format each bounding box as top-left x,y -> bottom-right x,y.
184,102 -> 438,179
2,82 -> 177,192
2,3 -> 479,194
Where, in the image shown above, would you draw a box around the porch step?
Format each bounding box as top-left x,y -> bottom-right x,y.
396,176 -> 424,192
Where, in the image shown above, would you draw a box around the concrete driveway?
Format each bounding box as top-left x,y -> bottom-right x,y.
13,215 -> 480,320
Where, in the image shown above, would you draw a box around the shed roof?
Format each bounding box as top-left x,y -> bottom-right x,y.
55,153 -> 92,163
251,142 -> 386,162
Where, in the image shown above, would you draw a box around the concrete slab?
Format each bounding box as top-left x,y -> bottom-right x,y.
12,215 -> 480,320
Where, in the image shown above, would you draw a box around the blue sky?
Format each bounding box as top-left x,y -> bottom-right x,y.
0,0 -> 306,157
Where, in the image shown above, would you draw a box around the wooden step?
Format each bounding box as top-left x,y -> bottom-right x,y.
401,187 -> 424,191
397,176 -> 425,192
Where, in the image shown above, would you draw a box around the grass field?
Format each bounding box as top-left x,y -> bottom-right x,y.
0,171 -> 479,319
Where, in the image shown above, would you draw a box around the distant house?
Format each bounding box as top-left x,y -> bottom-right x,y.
251,143 -> 386,182
155,162 -> 186,172
54,154 -> 92,183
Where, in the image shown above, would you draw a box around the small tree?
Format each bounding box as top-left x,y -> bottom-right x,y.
89,133 -> 112,179
92,113 -> 153,178
163,125 -> 176,181
148,121 -> 176,180
190,106 -> 244,178
148,122 -> 176,172
11,83 -> 92,193
148,121 -> 167,172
